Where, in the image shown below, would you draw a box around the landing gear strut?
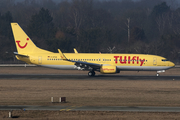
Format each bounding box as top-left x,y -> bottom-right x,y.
157,70 -> 165,77
157,73 -> 159,76
88,71 -> 95,76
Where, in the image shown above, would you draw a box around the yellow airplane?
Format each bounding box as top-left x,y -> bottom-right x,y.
11,23 -> 175,76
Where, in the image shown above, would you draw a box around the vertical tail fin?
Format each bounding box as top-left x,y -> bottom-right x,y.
11,23 -> 52,54
11,23 -> 37,54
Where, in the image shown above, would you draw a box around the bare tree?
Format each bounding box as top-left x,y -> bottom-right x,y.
125,18 -> 130,43
107,46 -> 115,53
156,13 -> 166,35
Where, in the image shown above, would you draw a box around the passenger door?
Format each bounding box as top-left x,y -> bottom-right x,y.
38,56 -> 42,64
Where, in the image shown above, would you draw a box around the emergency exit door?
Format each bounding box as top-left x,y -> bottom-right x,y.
153,57 -> 157,65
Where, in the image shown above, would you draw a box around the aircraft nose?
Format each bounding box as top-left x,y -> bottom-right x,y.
169,61 -> 175,67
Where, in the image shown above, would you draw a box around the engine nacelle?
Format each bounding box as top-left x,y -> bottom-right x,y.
100,65 -> 117,74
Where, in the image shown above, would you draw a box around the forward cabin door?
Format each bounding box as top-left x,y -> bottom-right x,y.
38,56 -> 42,64
153,57 -> 157,65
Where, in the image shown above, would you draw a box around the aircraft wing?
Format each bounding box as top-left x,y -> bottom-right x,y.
72,60 -> 101,69
14,52 -> 29,58
58,49 -> 102,70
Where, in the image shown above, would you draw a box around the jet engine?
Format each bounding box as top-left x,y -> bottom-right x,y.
100,65 -> 117,74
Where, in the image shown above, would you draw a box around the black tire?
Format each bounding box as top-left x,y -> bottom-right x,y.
88,71 -> 95,76
92,71 -> 95,76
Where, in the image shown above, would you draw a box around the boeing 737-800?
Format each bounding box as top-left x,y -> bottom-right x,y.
11,23 -> 175,76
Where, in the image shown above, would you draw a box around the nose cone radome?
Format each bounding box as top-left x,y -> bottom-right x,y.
170,61 -> 175,67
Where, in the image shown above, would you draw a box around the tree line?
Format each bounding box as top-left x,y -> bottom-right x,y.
0,0 -> 180,63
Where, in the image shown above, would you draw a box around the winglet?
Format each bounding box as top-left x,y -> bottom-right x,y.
74,48 -> 78,53
58,49 -> 68,60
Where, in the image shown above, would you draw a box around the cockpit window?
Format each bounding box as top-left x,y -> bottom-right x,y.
162,59 -> 168,62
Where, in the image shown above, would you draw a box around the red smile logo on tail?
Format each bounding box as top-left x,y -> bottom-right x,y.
16,38 -> 29,49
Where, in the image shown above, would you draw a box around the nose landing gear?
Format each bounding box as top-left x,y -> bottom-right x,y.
157,70 -> 165,77
156,73 -> 159,76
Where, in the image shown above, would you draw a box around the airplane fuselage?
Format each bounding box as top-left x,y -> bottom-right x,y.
16,53 -> 174,71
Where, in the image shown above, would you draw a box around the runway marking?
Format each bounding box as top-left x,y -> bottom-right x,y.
60,106 -> 81,111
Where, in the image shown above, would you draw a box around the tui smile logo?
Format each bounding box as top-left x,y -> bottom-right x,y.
16,38 -> 29,49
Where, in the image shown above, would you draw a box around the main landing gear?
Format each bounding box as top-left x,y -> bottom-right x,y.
88,71 -> 95,76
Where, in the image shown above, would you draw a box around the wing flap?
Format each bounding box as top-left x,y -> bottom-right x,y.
73,60 -> 101,69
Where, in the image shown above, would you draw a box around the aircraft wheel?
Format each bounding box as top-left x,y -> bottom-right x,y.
88,71 -> 95,76
92,71 -> 95,76
157,73 -> 159,76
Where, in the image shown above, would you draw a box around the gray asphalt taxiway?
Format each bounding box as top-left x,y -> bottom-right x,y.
0,74 -> 180,80
1,105 -> 180,112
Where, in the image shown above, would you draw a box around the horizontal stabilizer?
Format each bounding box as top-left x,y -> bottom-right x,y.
14,52 -> 29,58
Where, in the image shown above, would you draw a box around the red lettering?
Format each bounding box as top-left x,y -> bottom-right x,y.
132,56 -> 136,64
128,56 -> 131,64
103,68 -> 115,71
137,56 -> 139,64
113,56 -> 145,66
140,59 -> 145,66
114,56 -> 119,64
120,56 -> 126,64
